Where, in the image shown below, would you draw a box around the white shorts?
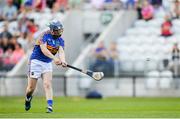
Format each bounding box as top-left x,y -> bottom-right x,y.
28,59 -> 52,79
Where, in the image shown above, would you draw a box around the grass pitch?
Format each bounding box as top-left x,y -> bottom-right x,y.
0,97 -> 180,118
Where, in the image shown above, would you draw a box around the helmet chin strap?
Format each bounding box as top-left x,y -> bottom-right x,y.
52,34 -> 61,39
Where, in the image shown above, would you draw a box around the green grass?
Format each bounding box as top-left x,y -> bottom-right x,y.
0,97 -> 180,118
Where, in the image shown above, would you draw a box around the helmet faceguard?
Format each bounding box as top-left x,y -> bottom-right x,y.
51,29 -> 63,38
49,20 -> 63,39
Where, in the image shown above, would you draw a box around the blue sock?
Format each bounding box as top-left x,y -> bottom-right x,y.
47,100 -> 53,107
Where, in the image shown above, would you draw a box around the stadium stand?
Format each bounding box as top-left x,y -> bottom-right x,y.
0,0 -> 66,71
117,1 -> 180,78
64,1 -> 180,95
0,0 -> 123,96
2,0 -> 180,97
0,0 -> 122,73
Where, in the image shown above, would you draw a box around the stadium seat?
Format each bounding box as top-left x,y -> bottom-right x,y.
79,77 -> 93,89
134,20 -> 147,28
149,27 -> 161,36
120,60 -> 134,72
145,59 -> 158,71
41,13 -> 52,21
146,70 -> 160,89
130,51 -> 145,61
154,8 -> 166,18
125,28 -> 138,36
172,19 -> 180,27
148,20 -> 161,28
117,9 -> 177,74
133,60 -> 145,72
159,70 -> 173,89
173,26 -> 180,34
119,45 -> 132,55
117,37 -> 129,45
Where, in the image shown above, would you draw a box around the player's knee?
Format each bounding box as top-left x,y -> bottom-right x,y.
28,85 -> 35,92
44,82 -> 51,90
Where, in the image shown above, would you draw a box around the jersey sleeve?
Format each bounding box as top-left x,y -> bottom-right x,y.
37,31 -> 50,45
40,34 -> 48,44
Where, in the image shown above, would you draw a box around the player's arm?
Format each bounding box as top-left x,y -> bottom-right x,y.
40,43 -> 61,65
58,46 -> 67,67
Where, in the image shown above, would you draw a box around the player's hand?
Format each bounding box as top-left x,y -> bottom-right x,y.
61,61 -> 67,67
53,57 -> 61,65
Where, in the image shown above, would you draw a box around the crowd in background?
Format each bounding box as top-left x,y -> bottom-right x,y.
90,0 -> 180,77
0,0 -> 121,71
132,0 -> 180,77
89,41 -> 119,77
1,0 -> 180,76
124,0 -> 180,37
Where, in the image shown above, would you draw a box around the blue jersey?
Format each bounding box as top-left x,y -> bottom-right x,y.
30,30 -> 64,63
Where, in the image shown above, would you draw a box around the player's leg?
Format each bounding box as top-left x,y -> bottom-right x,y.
42,72 -> 53,113
25,59 -> 41,111
25,77 -> 37,111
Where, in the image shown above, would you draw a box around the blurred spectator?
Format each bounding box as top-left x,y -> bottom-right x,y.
94,41 -> 109,61
0,48 -> 3,58
0,22 -> 13,40
51,2 -> 60,13
13,0 -> 23,10
105,0 -> 113,2
2,43 -> 24,71
0,37 -> 9,53
172,43 -> 180,61
17,10 -> 29,33
150,0 -> 162,7
90,0 -> 104,10
9,36 -> 18,49
2,0 -> 18,21
161,14 -> 173,37
135,0 -> 144,19
51,0 -> 68,13
108,41 -> 119,75
10,43 -> 25,65
126,0 -> 135,9
17,33 -> 28,52
169,43 -> 180,78
26,18 -> 38,35
69,0 -> 82,9
2,46 -> 14,70
0,7 -> 4,21
171,0 -> 180,19
0,47 -> 3,69
34,0 -> 46,12
0,37 -> 14,53
56,0 -> 68,12
90,41 -> 109,71
90,41 -> 113,77
22,0 -> 34,11
0,1 -> 6,5
109,41 -> 119,60
141,0 -> 154,21
26,31 -> 34,47
46,0 -> 56,9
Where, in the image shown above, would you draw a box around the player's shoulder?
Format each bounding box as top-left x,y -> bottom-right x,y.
42,30 -> 51,37
58,37 -> 64,40
39,30 -> 51,40
57,37 -> 65,47
58,37 -> 64,43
